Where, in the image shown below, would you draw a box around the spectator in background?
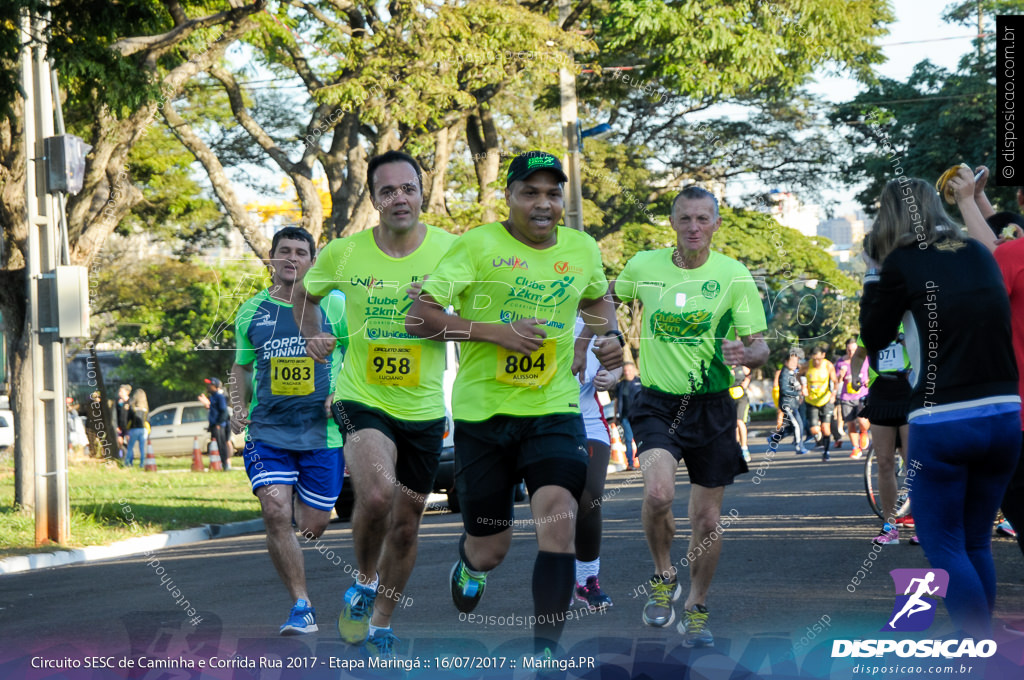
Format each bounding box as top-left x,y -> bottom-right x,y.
115,384 -> 131,460
614,361 -> 642,461
205,378 -> 230,471
125,388 -> 149,468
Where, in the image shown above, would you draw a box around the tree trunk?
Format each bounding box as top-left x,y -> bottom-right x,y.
0,268 -> 32,508
424,123 -> 458,217
466,106 -> 500,223
162,102 -> 272,260
86,342 -> 117,460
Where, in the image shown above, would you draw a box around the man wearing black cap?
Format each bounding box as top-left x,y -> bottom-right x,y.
408,150 -> 623,659
205,377 -> 230,470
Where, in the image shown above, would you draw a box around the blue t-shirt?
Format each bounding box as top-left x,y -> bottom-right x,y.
234,289 -> 347,450
208,391 -> 228,427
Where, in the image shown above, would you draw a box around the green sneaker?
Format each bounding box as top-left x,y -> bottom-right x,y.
450,559 -> 487,613
338,582 -> 376,644
641,574 -> 682,627
678,603 -> 714,647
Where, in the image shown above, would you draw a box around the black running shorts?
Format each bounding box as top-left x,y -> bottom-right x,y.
631,386 -> 747,488
332,400 -> 445,494
455,413 -> 588,537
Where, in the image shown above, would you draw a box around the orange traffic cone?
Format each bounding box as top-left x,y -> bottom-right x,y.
208,439 -> 223,472
143,438 -> 157,472
608,426 -> 628,474
191,436 -> 204,472
628,434 -> 639,470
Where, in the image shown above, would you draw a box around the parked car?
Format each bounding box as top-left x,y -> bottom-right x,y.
146,401 -> 244,457
0,409 -> 14,451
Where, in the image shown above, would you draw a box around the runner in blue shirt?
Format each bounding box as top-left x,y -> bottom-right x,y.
230,226 -> 347,635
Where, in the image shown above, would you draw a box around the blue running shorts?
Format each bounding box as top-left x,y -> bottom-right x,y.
243,440 -> 344,512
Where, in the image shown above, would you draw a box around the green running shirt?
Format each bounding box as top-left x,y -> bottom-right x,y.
616,249 -> 767,396
303,225 -> 457,421
419,222 -> 608,422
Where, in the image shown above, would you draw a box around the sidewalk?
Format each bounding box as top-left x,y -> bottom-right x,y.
0,518 -> 266,576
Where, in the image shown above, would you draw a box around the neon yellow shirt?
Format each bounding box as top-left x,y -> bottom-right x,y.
616,249 -> 767,395
805,360 -> 834,407
420,222 -> 608,421
303,225 -> 457,421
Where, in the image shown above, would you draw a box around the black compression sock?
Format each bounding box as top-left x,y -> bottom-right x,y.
532,551 -> 574,654
459,533 -> 481,572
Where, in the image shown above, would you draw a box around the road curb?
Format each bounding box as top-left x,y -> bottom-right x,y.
0,518 -> 266,576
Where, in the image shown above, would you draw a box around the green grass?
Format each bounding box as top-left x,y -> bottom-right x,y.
749,406 -> 779,421
0,453 -> 261,558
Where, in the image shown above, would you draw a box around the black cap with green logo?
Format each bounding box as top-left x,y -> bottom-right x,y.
506,151 -> 568,187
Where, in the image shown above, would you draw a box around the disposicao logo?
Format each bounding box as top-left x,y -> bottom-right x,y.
883,568 -> 948,632
527,155 -> 555,169
831,568 -> 997,659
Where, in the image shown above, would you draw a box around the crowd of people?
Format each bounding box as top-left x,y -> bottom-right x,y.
213,150 -> 1024,660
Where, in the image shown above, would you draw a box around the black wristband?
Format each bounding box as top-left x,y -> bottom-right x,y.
603,329 -> 626,347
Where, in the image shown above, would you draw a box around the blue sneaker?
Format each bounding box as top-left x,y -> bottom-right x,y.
280,599 -> 318,635
365,627 -> 399,659
338,583 -> 376,644
450,559 -> 487,613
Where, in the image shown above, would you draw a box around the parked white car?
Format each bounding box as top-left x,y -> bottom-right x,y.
0,409 -> 14,451
147,401 -> 244,457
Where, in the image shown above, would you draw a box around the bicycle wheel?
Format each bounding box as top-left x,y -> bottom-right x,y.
864,447 -> 911,520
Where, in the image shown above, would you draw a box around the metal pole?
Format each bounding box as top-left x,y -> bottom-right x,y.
558,0 -> 584,231
22,7 -> 70,545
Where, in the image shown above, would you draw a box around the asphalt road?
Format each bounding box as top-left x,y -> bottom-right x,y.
2,423 -> 1024,679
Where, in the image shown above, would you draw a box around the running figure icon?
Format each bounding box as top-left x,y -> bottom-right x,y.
888,572 -> 939,629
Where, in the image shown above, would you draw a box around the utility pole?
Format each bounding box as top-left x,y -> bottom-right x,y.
21,7 -> 70,545
558,0 -> 584,231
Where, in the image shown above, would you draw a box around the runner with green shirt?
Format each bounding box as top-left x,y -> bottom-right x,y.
406,151 -> 623,659
613,186 -> 768,647
293,151 -> 457,657
854,330 -> 913,546
229,226 -> 347,635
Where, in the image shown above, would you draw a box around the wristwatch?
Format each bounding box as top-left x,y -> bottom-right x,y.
603,329 -> 626,347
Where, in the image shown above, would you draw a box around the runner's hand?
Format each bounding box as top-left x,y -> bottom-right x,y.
493,318 -> 547,355
722,338 -> 746,365
593,367 -> 621,391
593,335 -> 624,370
406,276 -> 426,300
229,410 -> 249,435
974,165 -> 989,196
948,165 -> 976,203
305,332 -> 337,364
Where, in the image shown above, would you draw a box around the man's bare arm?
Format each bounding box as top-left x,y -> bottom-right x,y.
406,294 -> 549,355
291,277 -> 334,363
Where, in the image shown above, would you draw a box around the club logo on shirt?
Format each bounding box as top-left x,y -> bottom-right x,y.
254,311 -> 276,328
554,260 -> 583,274
350,275 -> 385,290
702,280 -> 720,299
493,256 -> 529,270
